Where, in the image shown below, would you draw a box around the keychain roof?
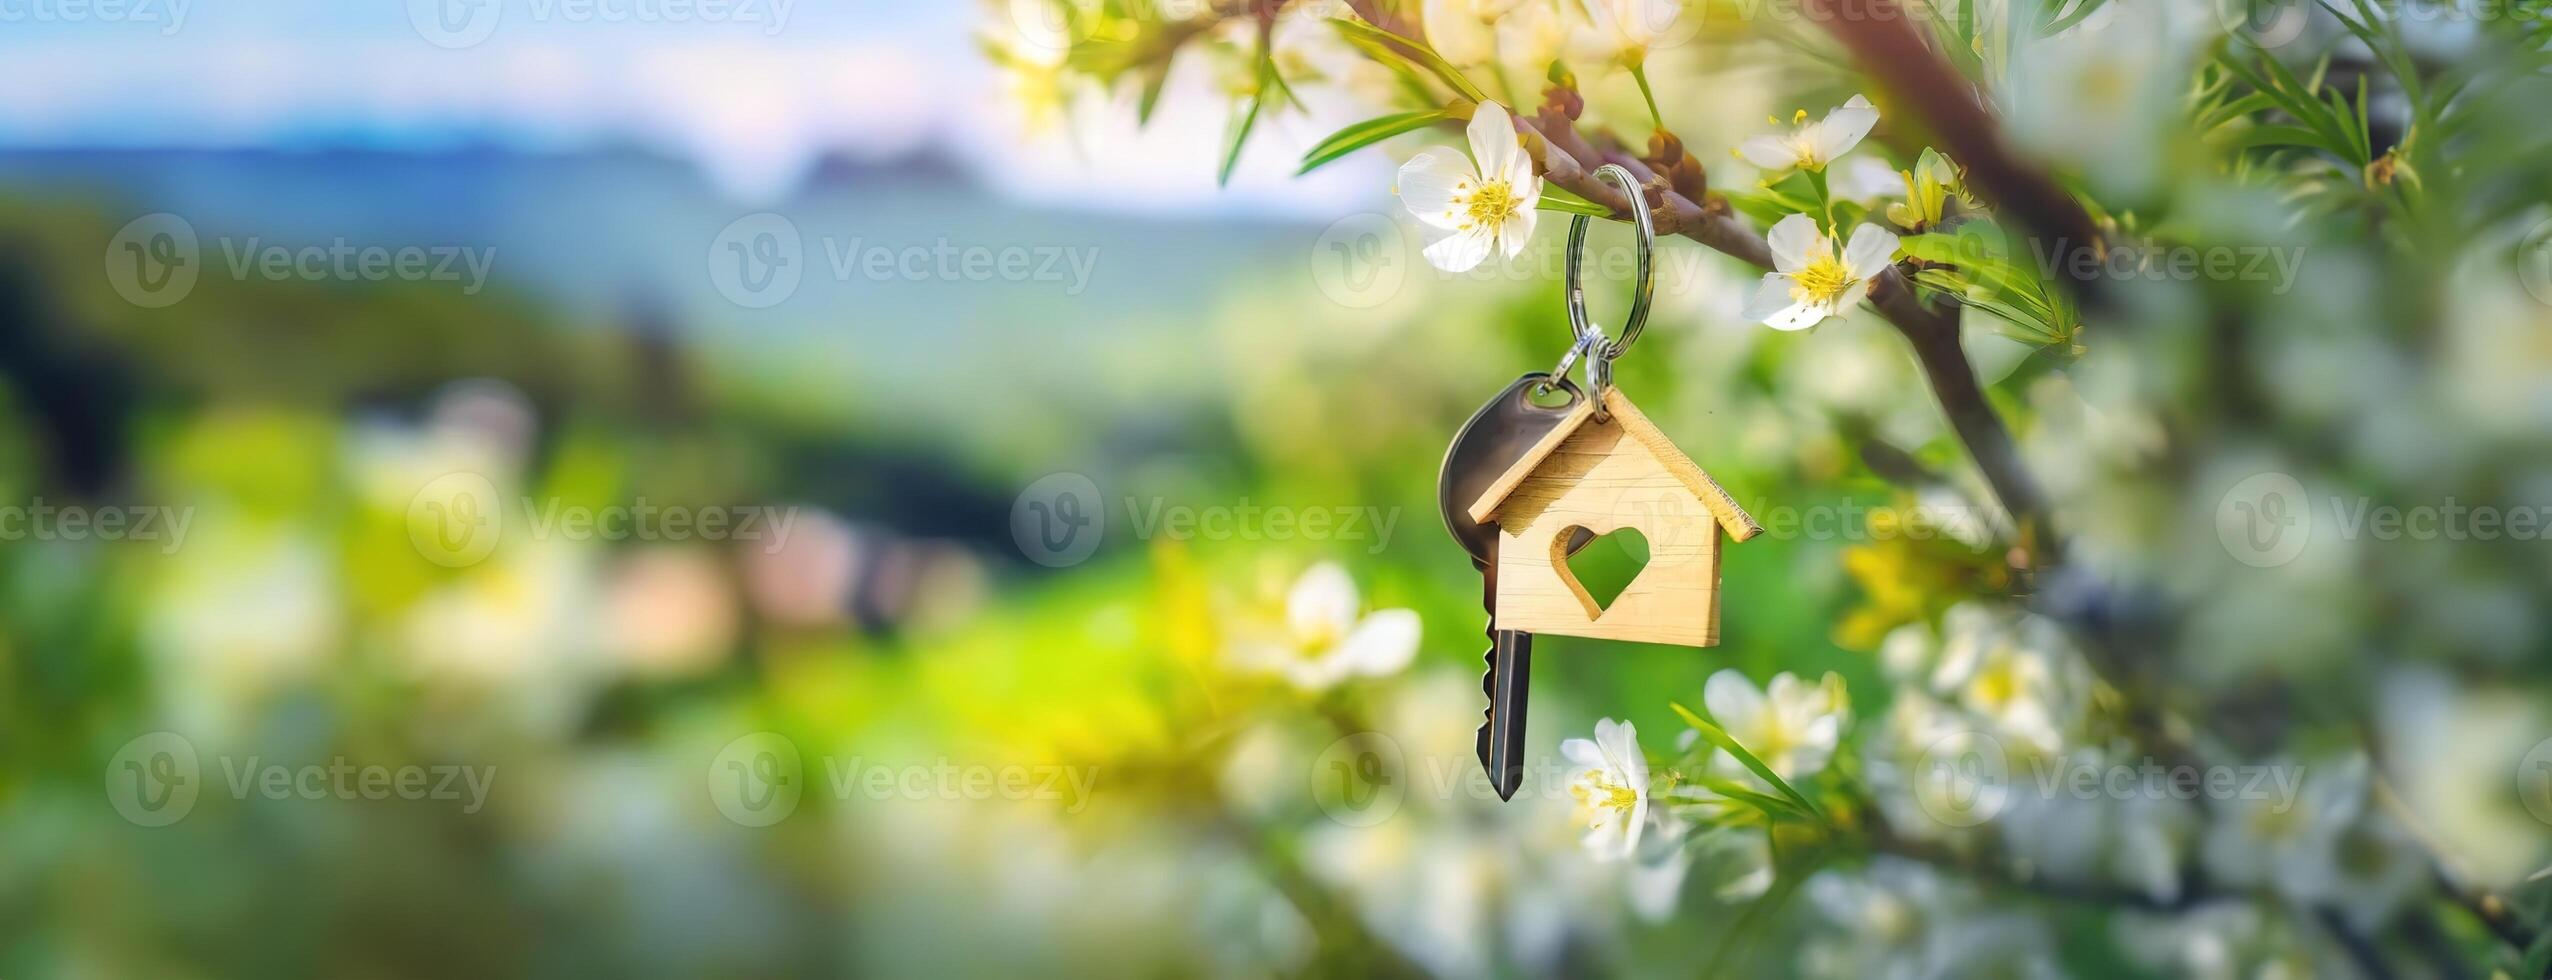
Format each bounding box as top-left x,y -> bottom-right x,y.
1463,386 -> 1761,541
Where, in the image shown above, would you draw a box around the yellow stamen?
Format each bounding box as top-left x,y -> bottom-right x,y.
1572,776 -> 1640,813
1462,179 -> 1520,232
1791,252 -> 1852,306
1792,108 -> 1810,125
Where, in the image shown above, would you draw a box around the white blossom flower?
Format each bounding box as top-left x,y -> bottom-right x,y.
1703,669 -> 1850,782
1928,608 -> 2083,755
1566,0 -> 1689,66
1225,562 -> 1419,690
1741,214 -> 1899,331
1424,0 -> 1565,71
1563,718 -> 1652,860
2202,755 -> 2367,905
1738,95 -> 1879,172
1396,100 -> 1542,272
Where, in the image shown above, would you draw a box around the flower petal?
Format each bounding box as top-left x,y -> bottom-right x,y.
1842,223 -> 1901,278
1737,134 -> 1796,170
1814,99 -> 1880,163
1286,561 -> 1359,638
1765,213 -> 1821,272
1422,226 -> 1495,272
1397,148 -> 1478,231
1704,670 -> 1767,731
1424,0 -> 1498,65
1336,608 -> 1420,677
1762,297 -> 1832,332
1467,101 -> 1521,184
1497,206 -> 1538,259
1740,273 -> 1799,322
1834,278 -> 1873,312
1562,737 -> 1607,770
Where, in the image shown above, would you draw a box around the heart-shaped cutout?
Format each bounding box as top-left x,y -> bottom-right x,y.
1554,525 -> 1649,617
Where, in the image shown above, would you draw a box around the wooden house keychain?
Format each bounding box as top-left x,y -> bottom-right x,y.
1437,165 -> 1762,800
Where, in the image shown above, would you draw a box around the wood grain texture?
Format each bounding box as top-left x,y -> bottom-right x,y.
1485,407 -> 1726,646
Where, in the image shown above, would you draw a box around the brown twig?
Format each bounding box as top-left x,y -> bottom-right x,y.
1518,91 -> 2061,563
1797,0 -> 2112,307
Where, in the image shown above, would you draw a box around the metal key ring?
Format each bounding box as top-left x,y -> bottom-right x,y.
1562,163 -> 1654,403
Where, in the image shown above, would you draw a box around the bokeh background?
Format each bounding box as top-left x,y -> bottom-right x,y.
4,0 -> 2551,976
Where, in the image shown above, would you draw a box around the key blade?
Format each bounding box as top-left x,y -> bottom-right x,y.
1475,629 -> 1531,801
1472,548 -> 1530,802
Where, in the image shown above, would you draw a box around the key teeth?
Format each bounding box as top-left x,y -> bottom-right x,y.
1477,635 -> 1525,802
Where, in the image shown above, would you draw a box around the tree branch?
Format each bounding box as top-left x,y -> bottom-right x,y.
1518,93 -> 2061,563
1797,0 -> 2112,307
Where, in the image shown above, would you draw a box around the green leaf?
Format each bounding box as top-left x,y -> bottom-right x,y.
1298,109 -> 1452,175
1535,190 -> 1612,217
1329,15 -> 1487,104
1135,65 -> 1170,125
1686,774 -> 1816,820
1220,40 -> 1279,187
1671,702 -> 1822,819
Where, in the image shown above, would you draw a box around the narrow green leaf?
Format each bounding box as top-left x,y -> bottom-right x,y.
1297,109 -> 1452,175
1219,55 -> 1276,187
1330,15 -> 1487,104
1535,190 -> 1612,217
1687,774 -> 1816,819
1671,702 -> 1822,818
1135,65 -> 1169,125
